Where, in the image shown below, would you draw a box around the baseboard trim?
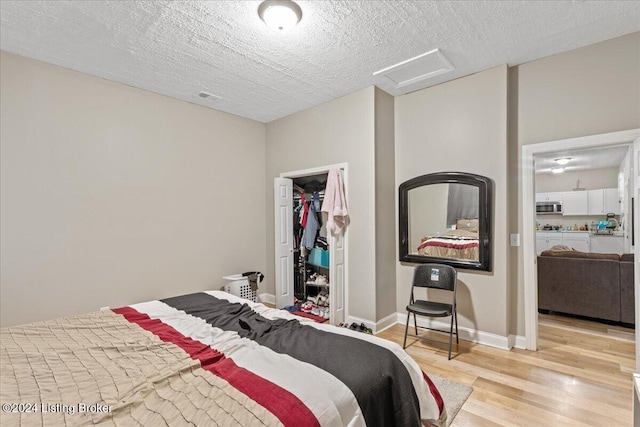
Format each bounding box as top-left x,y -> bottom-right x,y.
396,313 -> 512,350
259,293 -> 275,305
509,334 -> 527,349
375,312 -> 399,334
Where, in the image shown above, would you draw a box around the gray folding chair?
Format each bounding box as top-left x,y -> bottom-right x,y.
403,264 -> 459,359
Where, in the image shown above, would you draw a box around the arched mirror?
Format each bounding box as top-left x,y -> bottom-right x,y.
399,172 -> 493,271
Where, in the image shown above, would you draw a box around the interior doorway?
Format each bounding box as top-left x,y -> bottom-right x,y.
274,163 -> 348,326
522,129 -> 640,353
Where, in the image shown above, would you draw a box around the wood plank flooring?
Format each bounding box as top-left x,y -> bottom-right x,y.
376,314 -> 636,426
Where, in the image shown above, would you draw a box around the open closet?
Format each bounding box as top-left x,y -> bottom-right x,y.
292,174 -> 330,320
274,165 -> 347,326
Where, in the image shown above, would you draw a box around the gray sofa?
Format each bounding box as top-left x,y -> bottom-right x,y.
537,250 -> 635,325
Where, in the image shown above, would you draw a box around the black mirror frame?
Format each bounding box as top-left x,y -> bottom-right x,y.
399,172 -> 493,271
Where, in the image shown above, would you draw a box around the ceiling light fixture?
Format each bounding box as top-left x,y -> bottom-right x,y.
554,157 -> 572,165
551,167 -> 565,174
258,0 -> 302,31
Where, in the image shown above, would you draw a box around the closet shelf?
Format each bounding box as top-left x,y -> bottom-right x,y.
307,262 -> 329,269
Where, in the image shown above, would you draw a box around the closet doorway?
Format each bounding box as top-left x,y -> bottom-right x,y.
274,164 -> 348,326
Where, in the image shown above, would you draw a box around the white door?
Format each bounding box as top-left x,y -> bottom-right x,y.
274,178 -> 294,309
329,231 -> 345,325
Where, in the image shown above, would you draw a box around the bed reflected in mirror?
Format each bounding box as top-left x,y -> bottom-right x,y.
399,172 -> 493,271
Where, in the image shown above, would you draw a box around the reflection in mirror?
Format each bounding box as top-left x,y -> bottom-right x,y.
408,183 -> 480,261
399,172 -> 493,271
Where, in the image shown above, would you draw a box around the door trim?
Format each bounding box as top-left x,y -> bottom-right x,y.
522,128 -> 640,351
278,163 -> 349,325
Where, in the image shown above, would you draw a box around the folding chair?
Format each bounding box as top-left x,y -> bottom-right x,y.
403,263 -> 458,359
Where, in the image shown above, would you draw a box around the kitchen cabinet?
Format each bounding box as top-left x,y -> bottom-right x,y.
536,231 -> 590,255
562,191 -> 588,216
590,235 -> 624,254
562,232 -> 590,252
588,188 -> 620,215
536,232 -> 563,255
535,192 -> 563,202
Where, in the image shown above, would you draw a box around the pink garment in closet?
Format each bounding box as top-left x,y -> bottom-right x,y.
321,169 -> 349,235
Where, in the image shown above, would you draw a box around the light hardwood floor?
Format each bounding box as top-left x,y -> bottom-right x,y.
376,314 -> 636,426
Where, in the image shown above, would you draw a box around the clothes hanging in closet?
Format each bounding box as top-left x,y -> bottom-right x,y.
301,203 -> 320,250
322,169 -> 349,235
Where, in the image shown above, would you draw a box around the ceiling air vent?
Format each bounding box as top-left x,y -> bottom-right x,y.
373,49 -> 454,89
197,91 -> 222,101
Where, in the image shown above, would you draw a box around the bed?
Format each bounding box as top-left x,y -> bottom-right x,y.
417,229 -> 479,261
1,290 -> 446,426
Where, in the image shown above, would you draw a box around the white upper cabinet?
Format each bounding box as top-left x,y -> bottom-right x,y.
588,188 -> 620,215
587,189 -> 603,215
535,192 -> 563,202
603,188 -> 620,215
562,191 -> 588,215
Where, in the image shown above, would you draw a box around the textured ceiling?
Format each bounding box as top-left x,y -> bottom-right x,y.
535,146 -> 630,174
1,1 -> 639,123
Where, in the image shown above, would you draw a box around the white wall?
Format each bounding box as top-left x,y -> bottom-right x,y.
536,167 -> 618,193
395,65 -> 509,338
0,52 -> 266,326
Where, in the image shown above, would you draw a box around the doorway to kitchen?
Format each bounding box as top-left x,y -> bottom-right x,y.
522,128 -> 640,356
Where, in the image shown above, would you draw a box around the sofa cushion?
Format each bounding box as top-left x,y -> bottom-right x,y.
620,253 -> 635,324
540,250 -> 620,261
620,253 -> 634,262
537,255 -> 621,322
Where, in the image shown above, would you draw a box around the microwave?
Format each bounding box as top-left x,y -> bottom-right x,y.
536,201 -> 562,215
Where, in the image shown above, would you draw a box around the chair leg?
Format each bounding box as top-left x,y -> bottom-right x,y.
413,313 -> 418,335
448,315 -> 454,360
454,310 -> 459,344
403,312 -> 411,349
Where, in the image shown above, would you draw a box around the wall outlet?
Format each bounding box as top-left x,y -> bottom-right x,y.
510,233 -> 521,247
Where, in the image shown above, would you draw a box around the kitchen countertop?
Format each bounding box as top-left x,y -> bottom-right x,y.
590,231 -> 624,236
536,230 -> 623,235
537,230 -> 588,233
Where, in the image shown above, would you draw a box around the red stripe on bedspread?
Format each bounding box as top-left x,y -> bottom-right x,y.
422,371 -> 445,416
112,306 -> 320,427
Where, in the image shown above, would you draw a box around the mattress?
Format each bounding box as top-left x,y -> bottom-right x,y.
1,290 -> 446,426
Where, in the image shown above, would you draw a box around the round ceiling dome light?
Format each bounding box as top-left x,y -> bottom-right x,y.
554,157 -> 572,165
258,0 -> 302,31
551,167 -> 565,174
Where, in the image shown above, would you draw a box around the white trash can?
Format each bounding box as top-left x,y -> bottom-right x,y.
223,273 -> 259,302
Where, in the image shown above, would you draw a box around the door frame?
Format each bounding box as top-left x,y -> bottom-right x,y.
633,136 -> 640,372
278,163 -> 349,325
522,128 -> 640,351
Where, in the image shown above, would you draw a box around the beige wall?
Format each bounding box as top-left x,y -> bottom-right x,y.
536,167 -> 618,192
374,88 -> 396,320
265,87 -> 377,321
0,52 -> 266,326
395,65 -> 509,337
513,32 -> 640,335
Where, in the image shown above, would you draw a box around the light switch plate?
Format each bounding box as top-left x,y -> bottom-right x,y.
510,233 -> 520,246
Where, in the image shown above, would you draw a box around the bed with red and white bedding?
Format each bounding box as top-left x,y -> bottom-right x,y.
417,230 -> 479,260
1,290 -> 446,426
